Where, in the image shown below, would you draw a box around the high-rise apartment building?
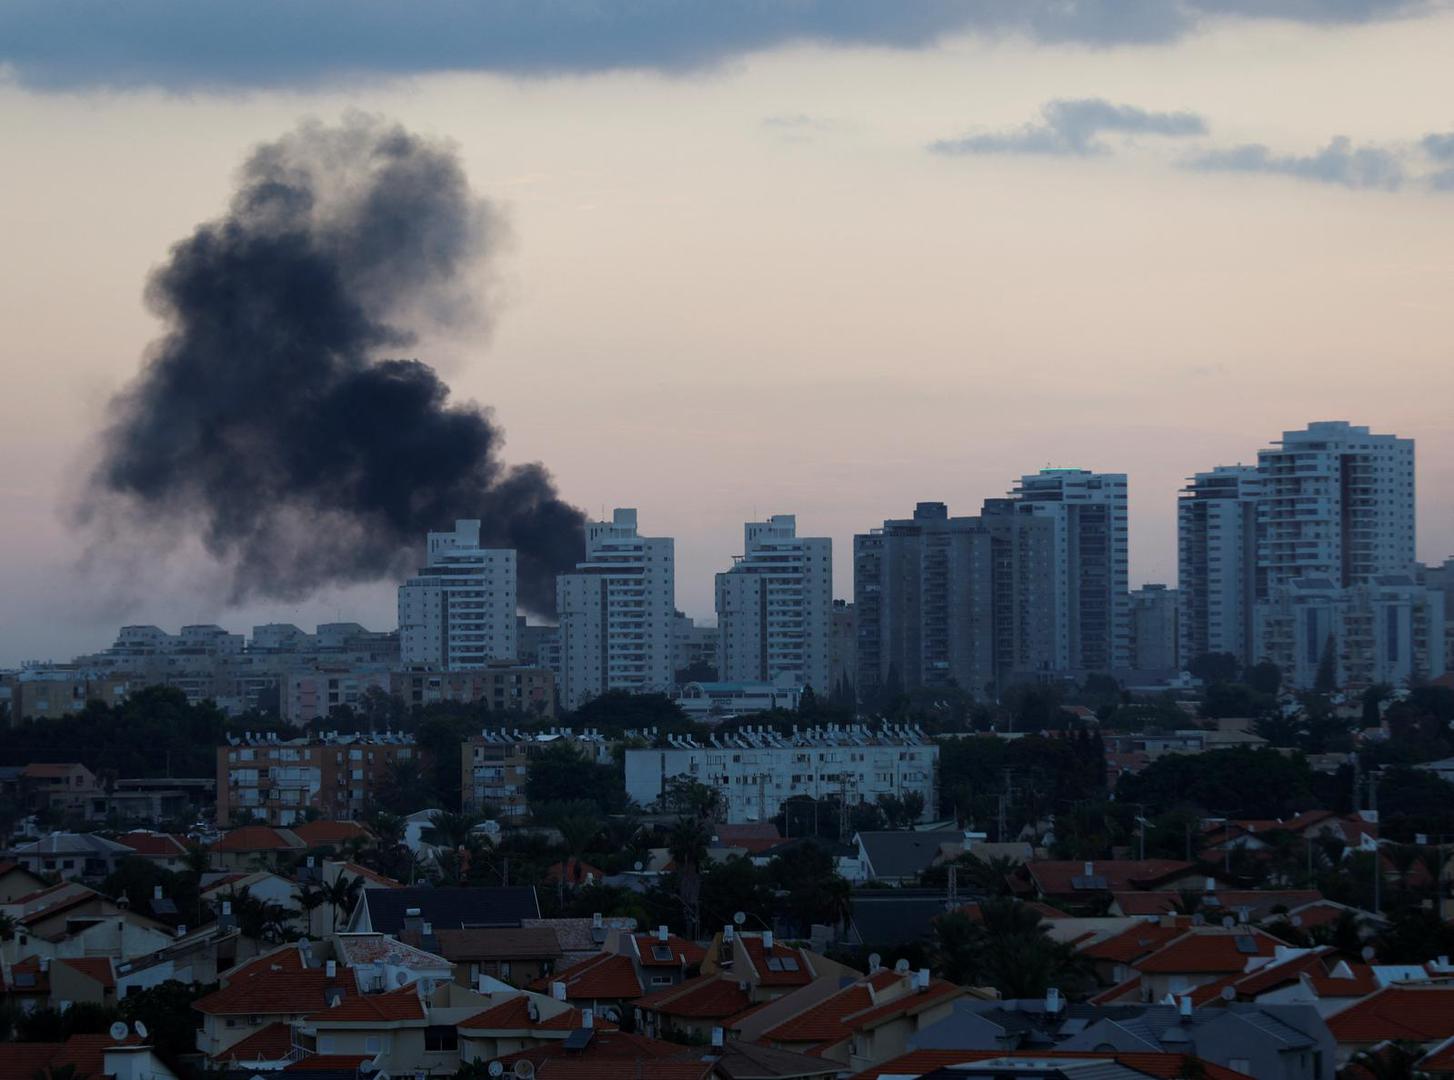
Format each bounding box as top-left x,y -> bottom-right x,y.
1178,466 -> 1262,667
853,502 -> 1054,702
1008,469 -> 1130,672
398,520 -> 518,670
1128,585 -> 1180,673
715,515 -> 832,692
1257,421 -> 1415,593
556,508 -> 675,709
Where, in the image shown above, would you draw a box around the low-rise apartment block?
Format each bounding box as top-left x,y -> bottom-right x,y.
216,733 -> 422,827
624,724 -> 938,824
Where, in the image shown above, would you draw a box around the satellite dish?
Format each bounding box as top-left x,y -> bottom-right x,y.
109,1022 -> 129,1042
395,970 -> 409,985
514,1061 -> 536,1080
1362,945 -> 1376,961
489,1064 -> 504,1078
361,1062 -> 377,1075
868,953 -> 882,971
1221,916 -> 1234,929
1220,986 -> 1236,1002
134,1020 -> 149,1040
634,861 -> 644,872
733,911 -> 745,926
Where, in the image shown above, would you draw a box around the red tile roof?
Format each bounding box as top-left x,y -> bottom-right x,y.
0,1033 -> 145,1080
531,952 -> 642,1000
224,1022 -> 296,1061
547,858 -> 609,885
1327,986 -> 1454,1044
1135,930 -> 1277,974
713,823 -> 783,854
338,861 -> 402,888
1419,1035 -> 1454,1072
637,975 -> 752,1019
55,956 -> 115,989
762,970 -> 903,1046
1089,974 -> 1142,1005
458,995 -> 585,1032
21,763 -> 88,779
634,933 -> 707,968
305,983 -> 424,1023
847,979 -> 961,1030
1305,963 -> 1379,998
1079,923 -> 1186,964
739,937 -> 813,986
849,1049 -> 1252,1080
535,1062 -> 714,1080
195,948 -> 358,1016
115,832 -> 191,858
211,826 -> 304,853
292,821 -> 372,848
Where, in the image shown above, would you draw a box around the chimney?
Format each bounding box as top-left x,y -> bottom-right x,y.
711,1027 -> 724,1048
222,901 -> 232,915
422,921 -> 433,936
658,925 -> 669,942
1046,987 -> 1062,1014
1178,995 -> 1192,1018
916,968 -> 930,992
326,959 -> 337,978
176,924 -> 187,937
723,924 -> 734,942
1205,877 -> 1216,892
1084,861 -> 1094,876
763,931 -> 773,949
582,1008 -> 594,1029
39,958 -> 50,972
153,885 -> 163,900
593,912 -> 603,929
551,981 -> 567,1001
404,906 -> 424,934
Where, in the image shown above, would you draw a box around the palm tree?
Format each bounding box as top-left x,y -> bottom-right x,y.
324,873 -> 362,930
556,815 -> 602,881
423,811 -> 479,852
956,854 -> 1018,897
297,883 -> 328,934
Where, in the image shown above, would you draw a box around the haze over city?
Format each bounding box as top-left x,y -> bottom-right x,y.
3,2 -> 1454,666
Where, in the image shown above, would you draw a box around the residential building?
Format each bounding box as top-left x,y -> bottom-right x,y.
1253,574 -> 1446,689
215,733 -> 422,827
1416,557 -> 1454,672
1007,469 -> 1130,673
461,731 -> 610,817
829,600 -> 856,695
399,520 -> 519,669
716,515 -> 832,693
1178,466 -> 1262,667
1128,585 -> 1179,673
1257,421 -> 1415,594
624,725 -> 938,824
853,498 -> 1066,702
672,612 -> 719,677
674,675 -> 804,719
392,665 -> 556,718
556,509 -> 675,709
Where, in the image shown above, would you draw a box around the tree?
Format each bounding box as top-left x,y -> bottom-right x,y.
877,792 -> 925,830
117,979 -> 216,1060
526,744 -> 626,812
769,841 -> 852,933
1189,653 -> 1240,685
1243,661 -> 1282,696
323,874 -> 362,930
376,758 -> 437,815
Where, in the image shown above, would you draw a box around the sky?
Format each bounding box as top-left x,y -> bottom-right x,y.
3,1 -> 1454,666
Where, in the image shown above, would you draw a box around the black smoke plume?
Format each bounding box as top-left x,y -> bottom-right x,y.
85,116 -> 585,615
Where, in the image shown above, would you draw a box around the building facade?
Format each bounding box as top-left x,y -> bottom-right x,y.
1257,421 -> 1415,594
398,520 -> 518,670
624,726 -> 938,824
1178,465 -> 1262,667
1128,585 -> 1180,673
1008,468 -> 1130,673
216,734 -> 421,827
716,515 -> 833,693
556,509 -> 676,709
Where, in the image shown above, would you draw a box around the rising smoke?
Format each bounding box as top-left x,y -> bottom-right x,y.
83,115 -> 585,615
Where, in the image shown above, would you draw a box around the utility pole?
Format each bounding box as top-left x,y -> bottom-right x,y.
1369,772 -> 1381,915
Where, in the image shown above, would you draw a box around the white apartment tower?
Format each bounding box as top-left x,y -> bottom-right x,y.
1009,469 -> 1130,672
1257,421 -> 1415,593
556,508 -> 676,709
398,520 -> 518,669
716,515 -> 833,692
1178,466 -> 1262,666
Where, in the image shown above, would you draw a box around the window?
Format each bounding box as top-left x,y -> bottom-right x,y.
318,1037 -> 336,1054
425,1026 -> 458,1052
364,1036 -> 382,1054
651,975 -> 673,986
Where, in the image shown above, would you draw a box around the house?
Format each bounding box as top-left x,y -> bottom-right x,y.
209,825 -> 308,870
1325,984 -> 1454,1067
851,832 -> 966,885
292,819 -> 373,851
0,860 -> 47,902
527,951 -> 644,1014
404,926 -> 563,989
18,763 -> 100,816
347,886 -> 541,934
1014,861 -> 1202,904
1130,927 -> 1282,1002
2,881 -> 175,963
0,1031 -> 179,1080
47,956 -> 117,1008
624,927 -> 708,992
10,832 -> 135,879
114,831 -> 194,873
757,966 -> 965,1071
523,915 -> 639,966
635,974 -> 755,1042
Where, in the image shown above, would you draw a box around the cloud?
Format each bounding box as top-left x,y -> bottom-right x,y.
1424,131 -> 1454,190
1186,135 -> 1406,189
930,98 -> 1208,157
0,0 -> 1437,92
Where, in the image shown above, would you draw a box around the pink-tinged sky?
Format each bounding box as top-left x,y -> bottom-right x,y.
2,5 -> 1454,666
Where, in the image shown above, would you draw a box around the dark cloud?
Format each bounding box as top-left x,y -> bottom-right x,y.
1186,136 -> 1406,190
930,98 -> 1207,157
0,1 -> 1435,91
81,115 -> 586,615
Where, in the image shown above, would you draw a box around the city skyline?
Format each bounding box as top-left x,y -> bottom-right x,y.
5,6 -> 1454,665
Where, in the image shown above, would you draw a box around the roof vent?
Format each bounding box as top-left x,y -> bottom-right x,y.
762,931 -> 773,950
326,960 -> 337,978
551,981 -> 567,1001
658,925 -> 669,942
